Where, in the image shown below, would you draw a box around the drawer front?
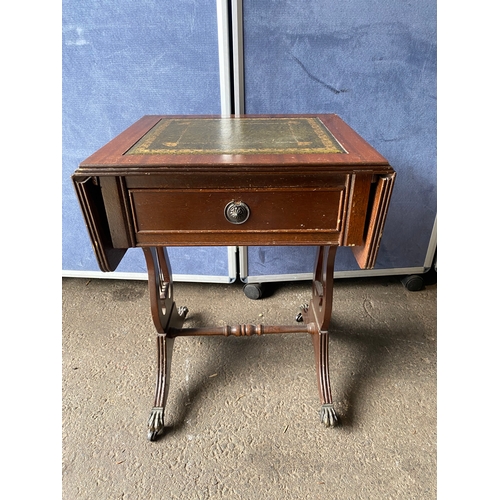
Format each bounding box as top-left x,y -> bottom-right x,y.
129,188 -> 346,246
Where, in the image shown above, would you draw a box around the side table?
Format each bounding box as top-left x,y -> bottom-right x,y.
72,114 -> 396,440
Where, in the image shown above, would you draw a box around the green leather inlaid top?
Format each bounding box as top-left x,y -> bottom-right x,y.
125,117 -> 346,155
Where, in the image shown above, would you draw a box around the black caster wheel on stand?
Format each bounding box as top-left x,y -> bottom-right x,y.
243,283 -> 264,300
401,274 -> 425,291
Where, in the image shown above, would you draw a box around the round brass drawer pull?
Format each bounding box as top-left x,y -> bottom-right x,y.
224,201 -> 250,224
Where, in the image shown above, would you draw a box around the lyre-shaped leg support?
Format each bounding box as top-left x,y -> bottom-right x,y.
143,247 -> 188,441
298,245 -> 339,427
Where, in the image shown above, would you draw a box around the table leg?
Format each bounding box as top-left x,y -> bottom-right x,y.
148,334 -> 174,441
299,245 -> 339,427
143,247 -> 188,441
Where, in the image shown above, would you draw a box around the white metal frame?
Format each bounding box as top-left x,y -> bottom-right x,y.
230,0 -> 245,115
216,0 -> 232,116
217,0 -> 245,115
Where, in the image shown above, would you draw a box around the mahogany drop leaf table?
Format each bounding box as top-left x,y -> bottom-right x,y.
72,114 -> 396,441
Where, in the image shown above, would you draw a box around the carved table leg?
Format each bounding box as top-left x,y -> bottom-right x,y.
143,247 -> 188,441
148,334 -> 174,441
299,246 -> 339,427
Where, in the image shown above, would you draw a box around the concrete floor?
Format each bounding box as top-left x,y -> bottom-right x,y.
62,274 -> 436,499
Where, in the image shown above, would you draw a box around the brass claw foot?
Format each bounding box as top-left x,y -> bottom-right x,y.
319,403 -> 339,427
147,407 -> 164,441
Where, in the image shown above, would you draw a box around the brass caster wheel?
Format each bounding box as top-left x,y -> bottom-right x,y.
296,303 -> 309,322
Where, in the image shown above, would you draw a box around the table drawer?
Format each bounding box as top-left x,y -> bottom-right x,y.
129,188 -> 346,246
